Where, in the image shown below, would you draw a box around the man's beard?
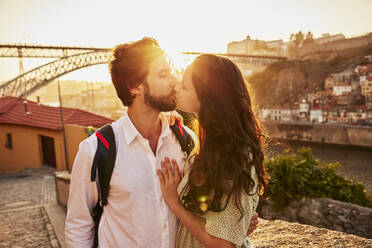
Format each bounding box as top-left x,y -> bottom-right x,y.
143,81 -> 176,112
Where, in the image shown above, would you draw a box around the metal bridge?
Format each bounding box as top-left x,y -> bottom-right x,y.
0,44 -> 287,98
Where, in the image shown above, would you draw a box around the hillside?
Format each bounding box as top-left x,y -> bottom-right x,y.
248,44 -> 372,108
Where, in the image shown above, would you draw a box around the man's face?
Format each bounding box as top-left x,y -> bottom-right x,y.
143,56 -> 177,112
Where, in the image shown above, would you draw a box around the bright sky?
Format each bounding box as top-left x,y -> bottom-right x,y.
0,0 -> 371,82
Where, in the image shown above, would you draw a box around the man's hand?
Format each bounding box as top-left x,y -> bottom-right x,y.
246,212 -> 259,236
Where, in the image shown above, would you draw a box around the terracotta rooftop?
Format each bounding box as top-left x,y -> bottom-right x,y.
346,105 -> 367,110
270,105 -> 297,110
333,84 -> 351,87
0,96 -> 113,130
357,64 -> 372,72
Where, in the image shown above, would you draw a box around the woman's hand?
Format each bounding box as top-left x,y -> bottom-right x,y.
158,157 -> 234,248
157,157 -> 181,209
165,111 -> 183,126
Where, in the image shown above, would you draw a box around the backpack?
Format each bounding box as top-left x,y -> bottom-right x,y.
90,119 -> 195,248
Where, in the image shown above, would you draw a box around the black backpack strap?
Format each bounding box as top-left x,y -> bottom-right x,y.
97,125 -> 116,205
170,119 -> 195,157
90,124 -> 116,248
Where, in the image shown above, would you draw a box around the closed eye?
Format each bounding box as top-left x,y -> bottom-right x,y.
159,69 -> 171,77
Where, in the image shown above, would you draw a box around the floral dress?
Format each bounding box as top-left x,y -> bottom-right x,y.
175,152 -> 259,248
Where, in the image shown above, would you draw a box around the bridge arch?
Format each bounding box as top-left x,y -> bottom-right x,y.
0,45 -> 288,98
0,51 -> 111,98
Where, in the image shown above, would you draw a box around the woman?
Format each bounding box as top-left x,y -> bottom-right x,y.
157,54 -> 266,248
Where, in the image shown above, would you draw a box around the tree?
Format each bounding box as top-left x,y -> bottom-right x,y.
264,148 -> 372,210
348,93 -> 366,106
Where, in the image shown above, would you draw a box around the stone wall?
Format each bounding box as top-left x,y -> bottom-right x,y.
55,171 -> 70,208
250,218 -> 372,248
257,197 -> 372,239
298,33 -> 372,59
263,121 -> 372,148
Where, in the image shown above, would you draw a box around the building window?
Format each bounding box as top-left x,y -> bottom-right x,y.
5,133 -> 13,149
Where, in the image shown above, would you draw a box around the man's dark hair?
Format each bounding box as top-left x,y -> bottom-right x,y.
109,37 -> 166,106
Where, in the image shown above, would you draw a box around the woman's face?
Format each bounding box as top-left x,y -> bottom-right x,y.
175,64 -> 201,115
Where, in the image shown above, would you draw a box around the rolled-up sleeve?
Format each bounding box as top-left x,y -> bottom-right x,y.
65,139 -> 98,248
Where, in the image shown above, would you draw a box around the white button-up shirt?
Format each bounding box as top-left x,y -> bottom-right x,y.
65,113 -> 196,248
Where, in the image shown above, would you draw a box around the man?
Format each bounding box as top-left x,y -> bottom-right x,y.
65,37 -> 257,248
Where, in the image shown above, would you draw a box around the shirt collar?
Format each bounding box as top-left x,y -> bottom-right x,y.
122,112 -> 172,145
159,112 -> 172,139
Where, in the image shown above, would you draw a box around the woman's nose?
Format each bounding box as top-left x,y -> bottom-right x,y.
169,74 -> 178,85
175,82 -> 181,92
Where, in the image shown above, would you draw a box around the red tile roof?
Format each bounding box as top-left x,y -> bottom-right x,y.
0,97 -> 113,130
347,105 -> 367,110
333,84 -> 351,87
0,96 -> 18,113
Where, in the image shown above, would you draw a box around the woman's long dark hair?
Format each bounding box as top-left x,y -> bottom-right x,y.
181,54 -> 267,218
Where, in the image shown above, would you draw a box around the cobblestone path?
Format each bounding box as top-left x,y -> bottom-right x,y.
0,168 -> 60,248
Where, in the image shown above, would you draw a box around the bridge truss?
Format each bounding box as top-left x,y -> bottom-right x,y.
0,44 -> 286,98
0,50 -> 111,98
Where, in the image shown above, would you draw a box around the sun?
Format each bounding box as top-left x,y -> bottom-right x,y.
163,46 -> 197,80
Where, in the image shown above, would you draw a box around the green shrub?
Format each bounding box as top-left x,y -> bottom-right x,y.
264,147 -> 372,211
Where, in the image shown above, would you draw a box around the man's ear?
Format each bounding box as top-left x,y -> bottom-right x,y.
129,83 -> 144,96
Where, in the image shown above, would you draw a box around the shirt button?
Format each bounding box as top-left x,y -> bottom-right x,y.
163,224 -> 167,229
160,197 -> 163,202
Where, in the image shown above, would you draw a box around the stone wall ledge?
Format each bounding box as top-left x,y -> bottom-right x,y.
263,121 -> 372,148
257,197 -> 372,239
55,171 -> 71,207
250,218 -> 372,248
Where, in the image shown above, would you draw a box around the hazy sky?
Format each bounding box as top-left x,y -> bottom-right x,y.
0,0 -> 371,82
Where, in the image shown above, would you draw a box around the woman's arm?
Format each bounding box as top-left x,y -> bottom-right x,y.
157,157 -> 234,248
170,199 -> 235,248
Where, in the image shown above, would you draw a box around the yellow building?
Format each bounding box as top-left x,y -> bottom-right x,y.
0,97 -> 113,174
324,76 -> 335,91
361,77 -> 372,98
